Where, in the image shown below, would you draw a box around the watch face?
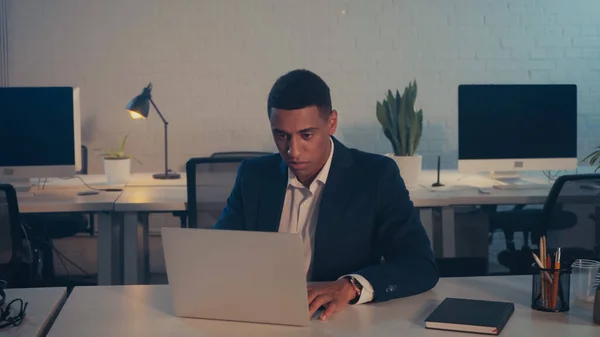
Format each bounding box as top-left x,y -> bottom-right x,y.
351,277 -> 363,291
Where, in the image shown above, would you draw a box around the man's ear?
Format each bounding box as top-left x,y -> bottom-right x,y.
328,110 -> 338,135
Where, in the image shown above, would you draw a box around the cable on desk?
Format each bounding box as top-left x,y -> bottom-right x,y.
0,280 -> 28,330
54,176 -> 123,192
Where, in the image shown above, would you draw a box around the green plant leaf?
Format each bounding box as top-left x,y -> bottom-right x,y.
582,148 -> 600,162
376,101 -> 391,132
383,128 -> 399,155
386,90 -> 398,141
384,99 -> 402,155
97,134 -> 143,164
129,155 -> 143,165
375,80 -> 424,157
119,135 -> 129,156
398,86 -> 411,156
377,100 -> 399,155
410,109 -> 423,155
582,147 -> 600,172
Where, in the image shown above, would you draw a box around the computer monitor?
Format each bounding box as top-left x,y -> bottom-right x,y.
0,86 -> 82,186
458,84 -> 577,182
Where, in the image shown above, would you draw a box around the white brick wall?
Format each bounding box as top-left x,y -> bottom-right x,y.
6,0 -> 600,173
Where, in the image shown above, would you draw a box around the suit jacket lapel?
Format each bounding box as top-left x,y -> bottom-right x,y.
312,137 -> 354,279
257,159 -> 288,233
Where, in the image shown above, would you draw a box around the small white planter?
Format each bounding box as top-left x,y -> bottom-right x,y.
386,154 -> 422,188
104,157 -> 131,185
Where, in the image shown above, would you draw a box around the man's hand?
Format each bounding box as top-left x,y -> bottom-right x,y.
307,279 -> 357,320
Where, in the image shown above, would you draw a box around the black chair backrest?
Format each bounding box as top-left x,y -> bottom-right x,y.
206,152 -> 273,173
536,173 -> 600,266
186,156 -> 266,228
0,184 -> 23,271
210,151 -> 273,159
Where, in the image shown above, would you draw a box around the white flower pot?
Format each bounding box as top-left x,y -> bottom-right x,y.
386,154 -> 422,188
104,158 -> 131,185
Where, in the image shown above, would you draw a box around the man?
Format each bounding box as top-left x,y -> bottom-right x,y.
214,69 -> 438,320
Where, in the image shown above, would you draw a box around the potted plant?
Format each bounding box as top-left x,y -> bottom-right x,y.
376,80 -> 423,187
582,146 -> 600,172
100,135 -> 142,185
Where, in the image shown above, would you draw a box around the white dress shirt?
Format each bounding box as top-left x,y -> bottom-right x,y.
278,137 -> 374,304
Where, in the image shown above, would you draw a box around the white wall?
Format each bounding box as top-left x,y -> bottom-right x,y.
6,0 -> 600,174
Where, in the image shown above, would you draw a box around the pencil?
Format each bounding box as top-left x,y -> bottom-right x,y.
539,236 -> 543,307
552,248 -> 561,309
546,255 -> 552,308
540,236 -> 545,307
531,252 -> 553,283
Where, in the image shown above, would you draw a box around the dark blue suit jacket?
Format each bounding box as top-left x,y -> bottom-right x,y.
214,137 -> 439,302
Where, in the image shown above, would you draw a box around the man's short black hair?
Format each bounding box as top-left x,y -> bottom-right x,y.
267,69 -> 332,118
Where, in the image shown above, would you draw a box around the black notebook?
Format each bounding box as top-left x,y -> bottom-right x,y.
424,298 -> 514,335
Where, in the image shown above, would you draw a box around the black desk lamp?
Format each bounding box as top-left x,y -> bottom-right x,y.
126,83 -> 181,179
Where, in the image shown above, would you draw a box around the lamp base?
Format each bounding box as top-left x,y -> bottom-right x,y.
153,172 -> 181,180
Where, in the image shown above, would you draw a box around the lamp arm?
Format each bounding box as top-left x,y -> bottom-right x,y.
149,98 -> 168,125
149,97 -> 169,176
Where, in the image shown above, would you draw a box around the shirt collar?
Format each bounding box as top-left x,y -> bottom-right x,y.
288,137 -> 334,189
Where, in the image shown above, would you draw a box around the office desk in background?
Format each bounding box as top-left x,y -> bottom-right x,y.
46,276 -> 599,336
113,169 -> 572,284
15,168 -> 594,285
2,287 -> 67,337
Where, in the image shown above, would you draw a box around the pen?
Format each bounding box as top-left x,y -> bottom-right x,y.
552,248 -> 561,309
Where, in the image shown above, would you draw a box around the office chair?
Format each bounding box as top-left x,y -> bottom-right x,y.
180,152 -> 273,228
0,184 -> 32,287
210,151 -> 273,159
185,154 -> 272,229
496,173 -> 600,274
208,151 -> 273,172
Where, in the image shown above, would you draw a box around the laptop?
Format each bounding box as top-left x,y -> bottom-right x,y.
161,227 -> 310,326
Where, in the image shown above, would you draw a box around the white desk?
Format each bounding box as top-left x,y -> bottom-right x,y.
18,168 -> 596,285
3,287 -> 67,337
29,173 -> 186,189
17,189 -> 119,214
47,276 -> 599,336
15,189 -> 125,286
113,169 -> 594,284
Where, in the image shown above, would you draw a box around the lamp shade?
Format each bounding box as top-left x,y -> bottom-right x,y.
126,83 -> 152,119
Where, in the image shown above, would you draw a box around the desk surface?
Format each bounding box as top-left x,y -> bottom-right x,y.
3,287 -> 67,337
17,189 -> 121,213
23,167 -> 600,213
48,276 -> 598,336
111,170 -> 563,212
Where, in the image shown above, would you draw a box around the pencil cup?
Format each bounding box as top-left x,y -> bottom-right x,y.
571,259 -> 600,303
594,289 -> 600,324
531,263 -> 571,312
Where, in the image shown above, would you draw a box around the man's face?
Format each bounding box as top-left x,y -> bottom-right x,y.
269,106 -> 337,182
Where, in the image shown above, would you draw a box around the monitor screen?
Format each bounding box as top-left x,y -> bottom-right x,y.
458,84 -> 577,161
0,87 -> 80,176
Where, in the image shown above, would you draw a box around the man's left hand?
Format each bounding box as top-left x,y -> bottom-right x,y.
307,279 -> 357,320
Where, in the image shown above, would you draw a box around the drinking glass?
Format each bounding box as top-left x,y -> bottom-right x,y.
571,259 -> 600,303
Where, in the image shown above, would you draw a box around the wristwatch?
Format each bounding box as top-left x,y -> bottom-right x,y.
345,276 -> 363,305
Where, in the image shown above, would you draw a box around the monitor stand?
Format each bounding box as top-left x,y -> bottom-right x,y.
489,171 -> 544,190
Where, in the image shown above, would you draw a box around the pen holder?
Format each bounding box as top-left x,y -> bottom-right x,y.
531,263 -> 571,312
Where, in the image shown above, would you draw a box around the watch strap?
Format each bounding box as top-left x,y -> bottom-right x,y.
345,276 -> 363,304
